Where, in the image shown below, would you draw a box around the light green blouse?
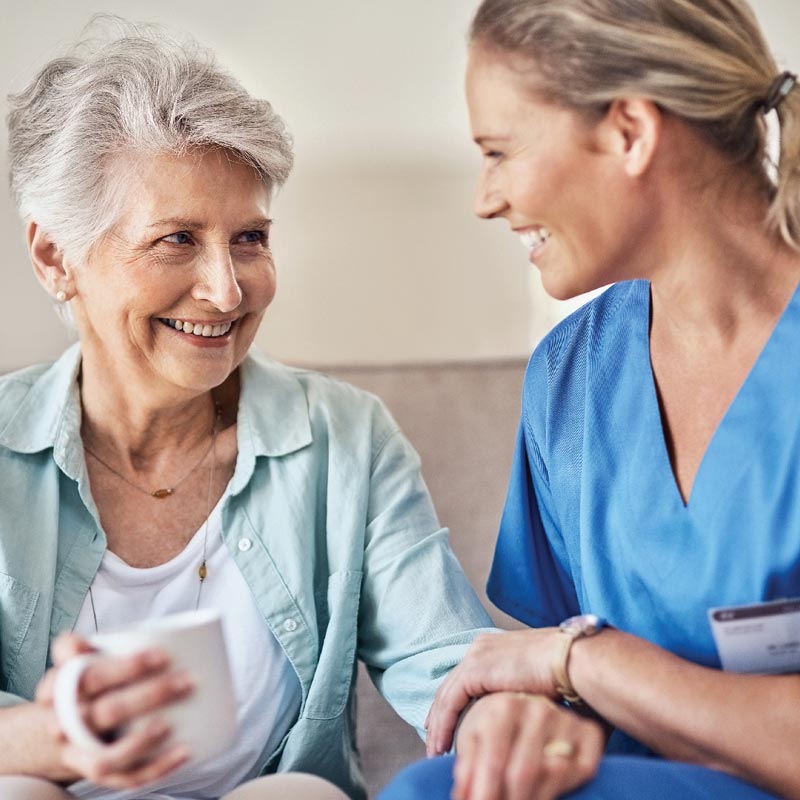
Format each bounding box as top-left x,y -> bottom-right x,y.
0,344 -> 494,799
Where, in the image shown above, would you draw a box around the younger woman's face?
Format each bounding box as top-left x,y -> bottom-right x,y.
465,45 -> 649,299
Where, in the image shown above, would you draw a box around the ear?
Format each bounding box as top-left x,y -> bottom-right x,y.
27,222 -> 76,300
598,98 -> 662,177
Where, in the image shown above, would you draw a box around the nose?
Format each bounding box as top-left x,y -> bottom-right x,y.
193,247 -> 243,312
473,163 -> 508,219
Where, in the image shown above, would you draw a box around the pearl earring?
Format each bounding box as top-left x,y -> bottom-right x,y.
55,290 -> 67,302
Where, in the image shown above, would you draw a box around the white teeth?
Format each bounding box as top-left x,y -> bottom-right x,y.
520,228 -> 552,250
161,318 -> 233,338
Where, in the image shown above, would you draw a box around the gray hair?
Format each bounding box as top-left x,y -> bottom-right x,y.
6,14 -> 294,270
470,0 -> 800,250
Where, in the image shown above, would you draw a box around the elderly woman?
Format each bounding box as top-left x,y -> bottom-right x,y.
382,1 -> 800,799
0,18 -> 494,800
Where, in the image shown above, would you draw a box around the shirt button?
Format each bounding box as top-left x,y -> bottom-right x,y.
283,618 -> 298,632
237,538 -> 252,552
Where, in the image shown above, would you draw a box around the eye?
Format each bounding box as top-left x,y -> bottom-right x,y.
484,150 -> 504,161
235,230 -> 269,245
161,231 -> 194,245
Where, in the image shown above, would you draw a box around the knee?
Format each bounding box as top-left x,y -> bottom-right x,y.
378,756 -> 456,800
564,757 -> 654,800
562,755 -> 775,800
0,776 -> 70,800
224,772 -> 349,800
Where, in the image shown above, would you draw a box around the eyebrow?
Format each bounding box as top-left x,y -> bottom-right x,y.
146,217 -> 274,230
473,135 -> 510,146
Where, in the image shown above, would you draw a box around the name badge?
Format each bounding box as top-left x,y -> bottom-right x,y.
708,598 -> 800,673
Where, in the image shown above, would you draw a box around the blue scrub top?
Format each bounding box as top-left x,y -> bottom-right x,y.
488,279 -> 800,673
380,278 -> 791,799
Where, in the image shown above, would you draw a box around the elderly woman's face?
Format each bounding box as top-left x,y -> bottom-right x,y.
70,148 -> 275,397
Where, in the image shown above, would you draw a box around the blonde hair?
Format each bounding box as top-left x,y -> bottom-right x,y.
470,0 -> 800,249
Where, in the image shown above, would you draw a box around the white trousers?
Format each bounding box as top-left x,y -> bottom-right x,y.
0,773 -> 350,799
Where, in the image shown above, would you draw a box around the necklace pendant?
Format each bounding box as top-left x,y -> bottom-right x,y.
152,488 -> 174,499
199,561 -> 208,581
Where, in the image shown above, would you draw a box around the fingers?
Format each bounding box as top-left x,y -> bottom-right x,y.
85,670 -> 194,737
451,727 -> 477,800
534,723 -> 584,800
531,711 -> 604,800
41,638 -> 172,710
450,693 -> 605,800
33,640 -> 195,791
427,630 -> 563,759
51,633 -> 96,666
62,717 -> 190,789
39,645 -> 184,737
428,635 -> 503,756
426,667 -> 472,757
79,649 -> 171,699
105,742 -> 190,789
36,635 -> 97,705
456,705 -> 517,800
503,714 -> 550,800
555,717 -> 605,796
428,634 -> 503,755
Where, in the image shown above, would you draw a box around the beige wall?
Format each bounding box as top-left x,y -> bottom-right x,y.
1,0 -> 798,372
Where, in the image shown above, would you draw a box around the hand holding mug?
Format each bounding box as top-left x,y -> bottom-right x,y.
39,610 -> 236,790
34,632 -> 191,788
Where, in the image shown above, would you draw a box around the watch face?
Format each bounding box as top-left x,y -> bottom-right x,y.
559,613 -> 605,636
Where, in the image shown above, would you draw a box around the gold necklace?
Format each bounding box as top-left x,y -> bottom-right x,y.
87,404 -> 220,632
83,407 -> 218,499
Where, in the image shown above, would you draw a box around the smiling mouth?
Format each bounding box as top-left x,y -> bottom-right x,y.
158,318 -> 236,338
519,227 -> 552,251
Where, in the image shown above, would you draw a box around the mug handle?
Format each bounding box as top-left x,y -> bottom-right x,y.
53,653 -> 107,752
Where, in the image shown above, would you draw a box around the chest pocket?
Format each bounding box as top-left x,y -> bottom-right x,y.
303,570 -> 362,720
0,572 -> 39,692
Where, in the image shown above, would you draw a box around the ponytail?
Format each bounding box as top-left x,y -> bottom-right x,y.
769,88 -> 800,250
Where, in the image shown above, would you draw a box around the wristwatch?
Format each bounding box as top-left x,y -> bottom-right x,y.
552,613 -> 607,704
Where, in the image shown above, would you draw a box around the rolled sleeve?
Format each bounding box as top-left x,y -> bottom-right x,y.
357,428 -> 495,736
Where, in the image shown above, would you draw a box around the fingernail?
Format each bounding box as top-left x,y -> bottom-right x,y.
172,745 -> 191,763
171,673 -> 195,692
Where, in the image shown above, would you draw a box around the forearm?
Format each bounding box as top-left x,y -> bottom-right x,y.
570,628 -> 800,798
0,703 -> 77,782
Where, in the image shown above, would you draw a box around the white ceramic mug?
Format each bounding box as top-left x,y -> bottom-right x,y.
53,609 -> 237,764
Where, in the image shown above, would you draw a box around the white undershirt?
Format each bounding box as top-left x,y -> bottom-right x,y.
68,499 -> 302,800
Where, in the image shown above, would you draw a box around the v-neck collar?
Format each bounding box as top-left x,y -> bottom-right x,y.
639,279 -> 800,513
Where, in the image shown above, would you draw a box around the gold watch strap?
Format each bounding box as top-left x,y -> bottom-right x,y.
552,630 -> 582,704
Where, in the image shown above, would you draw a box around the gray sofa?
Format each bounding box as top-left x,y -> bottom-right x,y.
326,360 -> 527,797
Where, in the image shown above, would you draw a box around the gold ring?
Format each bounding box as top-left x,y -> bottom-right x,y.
543,739 -> 575,758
